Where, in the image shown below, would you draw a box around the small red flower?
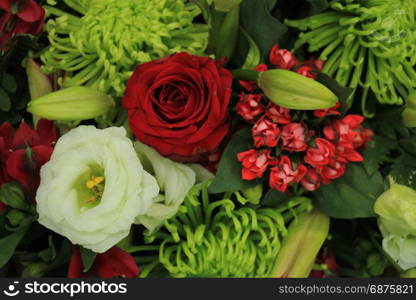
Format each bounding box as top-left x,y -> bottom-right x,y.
335,142 -> 363,162
324,115 -> 369,147
320,159 -> 346,183
352,127 -> 374,149
304,138 -> 336,168
300,168 -> 321,192
304,58 -> 325,72
269,44 -> 298,70
236,93 -> 264,122
269,156 -> 307,192
266,103 -> 291,124
296,66 -> 315,79
68,246 -> 139,278
239,64 -> 268,92
0,0 -> 45,51
0,119 -> 58,196
281,123 -> 308,152
314,102 -> 341,118
310,250 -> 340,278
238,149 -> 271,180
252,117 -> 280,148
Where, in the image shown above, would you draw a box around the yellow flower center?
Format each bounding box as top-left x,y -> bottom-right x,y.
85,176 -> 105,203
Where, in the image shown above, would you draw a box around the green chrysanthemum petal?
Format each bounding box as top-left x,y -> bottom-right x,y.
41,0 -> 208,98
287,0 -> 416,116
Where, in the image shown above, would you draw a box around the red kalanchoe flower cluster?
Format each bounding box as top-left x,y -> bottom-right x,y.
236,93 -> 264,122
0,0 -> 45,51
269,156 -> 307,192
0,119 -> 58,196
269,44 -> 299,70
68,246 -> 139,278
237,149 -> 271,180
281,123 -> 309,152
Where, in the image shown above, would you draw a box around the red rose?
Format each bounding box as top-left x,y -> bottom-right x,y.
252,117 -> 280,148
269,44 -> 298,70
304,138 -> 335,168
266,103 -> 291,124
236,93 -> 264,122
123,52 -> 232,162
0,0 -> 45,51
269,156 -> 307,192
68,246 -> 139,278
237,149 -> 271,180
300,168 -> 321,192
0,119 -> 58,196
281,123 -> 308,152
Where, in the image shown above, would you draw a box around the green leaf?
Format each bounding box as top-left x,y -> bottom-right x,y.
261,189 -> 287,207
208,128 -> 260,193
0,223 -> 31,269
316,72 -> 353,112
80,246 -> 97,273
241,27 -> 262,69
313,164 -> 384,219
390,152 -> 416,189
240,0 -> 287,59
1,73 -> 17,93
305,0 -> 329,15
0,87 -> 11,112
362,135 -> 395,176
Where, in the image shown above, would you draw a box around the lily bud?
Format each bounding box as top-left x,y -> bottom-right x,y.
214,0 -> 242,12
25,59 -> 53,100
271,209 -> 330,277
241,183 -> 263,205
27,87 -> 114,121
0,182 -> 31,212
402,91 -> 416,127
258,69 -> 338,110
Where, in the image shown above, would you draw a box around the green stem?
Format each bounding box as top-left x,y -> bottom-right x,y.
230,69 -> 260,81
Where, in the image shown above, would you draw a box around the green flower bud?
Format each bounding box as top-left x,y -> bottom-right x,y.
271,209 -> 330,277
0,182 -> 31,212
241,183 -> 263,205
27,87 -> 114,121
258,69 -> 338,110
374,183 -> 416,236
213,0 -> 242,12
402,91 -> 416,127
6,209 -> 27,227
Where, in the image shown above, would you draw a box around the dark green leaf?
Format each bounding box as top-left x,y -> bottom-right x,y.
240,0 -> 287,60
1,73 -> 17,93
314,164 -> 384,219
0,223 -> 31,269
80,247 -> 97,273
399,137 -> 416,156
209,128 -> 260,193
261,189 -> 287,207
390,152 -> 416,189
305,0 -> 329,15
362,135 -> 395,176
316,72 -> 353,113
0,87 -> 11,112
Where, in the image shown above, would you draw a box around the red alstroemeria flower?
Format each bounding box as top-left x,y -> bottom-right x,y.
304,138 -> 336,168
269,156 -> 307,192
252,117 -> 280,148
0,0 -> 45,51
68,246 -> 139,278
236,93 -> 264,122
314,102 -> 341,118
266,103 -> 291,124
269,44 -> 298,70
238,149 -> 271,180
281,122 -> 308,152
0,119 -> 58,196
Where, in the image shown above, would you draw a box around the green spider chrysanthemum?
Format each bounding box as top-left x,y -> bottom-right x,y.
287,0 -> 416,116
133,180 -> 312,278
40,0 -> 208,97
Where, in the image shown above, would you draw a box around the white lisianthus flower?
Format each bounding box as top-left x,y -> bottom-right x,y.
36,126 -> 159,253
134,142 -> 196,232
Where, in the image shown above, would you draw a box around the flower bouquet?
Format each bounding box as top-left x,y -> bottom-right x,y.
0,0 -> 416,279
